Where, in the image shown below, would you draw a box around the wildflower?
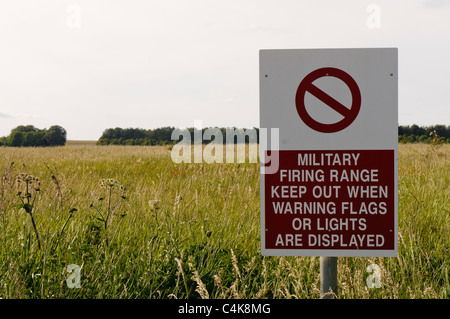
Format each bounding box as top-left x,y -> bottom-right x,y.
16,173 -> 41,190
17,173 -> 38,184
15,173 -> 41,249
148,199 -> 160,210
100,178 -> 125,190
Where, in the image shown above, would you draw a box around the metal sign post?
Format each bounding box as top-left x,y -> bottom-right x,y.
320,257 -> 337,299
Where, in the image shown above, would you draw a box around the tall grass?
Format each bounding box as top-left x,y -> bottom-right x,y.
0,143 -> 448,299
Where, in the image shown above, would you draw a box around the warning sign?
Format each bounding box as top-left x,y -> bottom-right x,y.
259,48 -> 398,257
264,150 -> 395,251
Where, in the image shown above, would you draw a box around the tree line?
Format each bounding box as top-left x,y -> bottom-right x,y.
0,125 -> 67,147
398,124 -> 449,144
96,127 -> 260,145
98,124 -> 450,146
1,124 -> 448,147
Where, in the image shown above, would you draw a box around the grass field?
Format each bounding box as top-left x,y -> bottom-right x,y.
0,143 -> 448,299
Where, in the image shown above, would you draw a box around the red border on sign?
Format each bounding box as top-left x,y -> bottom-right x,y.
295,67 -> 361,133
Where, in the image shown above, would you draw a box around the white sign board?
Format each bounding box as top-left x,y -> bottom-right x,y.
260,48 -> 398,257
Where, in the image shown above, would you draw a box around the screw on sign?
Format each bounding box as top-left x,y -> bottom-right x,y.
295,67 -> 361,133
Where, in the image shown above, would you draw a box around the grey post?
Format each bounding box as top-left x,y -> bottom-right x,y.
320,257 -> 337,299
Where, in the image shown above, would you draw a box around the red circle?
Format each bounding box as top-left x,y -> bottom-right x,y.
295,67 -> 361,133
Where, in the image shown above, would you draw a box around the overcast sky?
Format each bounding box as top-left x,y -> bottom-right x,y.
0,0 -> 449,140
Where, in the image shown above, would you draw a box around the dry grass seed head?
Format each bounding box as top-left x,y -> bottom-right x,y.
188,262 -> 209,299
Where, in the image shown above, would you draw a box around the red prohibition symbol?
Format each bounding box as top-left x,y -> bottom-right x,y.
295,67 -> 361,133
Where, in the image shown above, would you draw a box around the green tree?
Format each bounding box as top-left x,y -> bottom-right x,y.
418,135 -> 428,143
44,125 -> 67,146
7,131 -> 25,146
11,125 -> 40,134
23,131 -> 45,147
407,134 -> 417,143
